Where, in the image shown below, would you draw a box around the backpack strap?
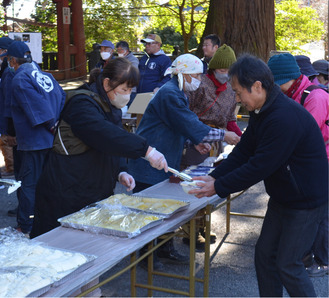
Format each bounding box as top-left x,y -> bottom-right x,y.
300,85 -> 323,106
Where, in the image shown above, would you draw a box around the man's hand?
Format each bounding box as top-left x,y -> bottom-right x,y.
118,172 -> 136,191
224,131 -> 240,145
194,143 -> 211,155
188,175 -> 216,198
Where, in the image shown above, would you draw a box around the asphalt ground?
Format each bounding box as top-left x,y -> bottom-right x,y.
0,120 -> 328,297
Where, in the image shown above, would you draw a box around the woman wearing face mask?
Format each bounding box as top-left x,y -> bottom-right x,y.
127,53 -> 240,265
30,58 -> 168,238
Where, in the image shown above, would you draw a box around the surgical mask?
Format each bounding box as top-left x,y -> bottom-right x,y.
214,72 -> 229,84
100,51 -> 111,60
111,92 -> 130,109
184,75 -> 201,92
118,51 -> 126,58
8,62 -> 15,73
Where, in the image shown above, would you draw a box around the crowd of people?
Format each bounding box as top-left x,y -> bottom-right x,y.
0,32 -> 328,297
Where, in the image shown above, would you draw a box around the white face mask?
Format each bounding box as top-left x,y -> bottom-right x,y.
101,51 -> 111,60
184,75 -> 201,92
118,52 -> 126,58
214,72 -> 229,84
111,92 -> 131,109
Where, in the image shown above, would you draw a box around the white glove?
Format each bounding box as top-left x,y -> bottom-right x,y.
118,172 -> 136,191
145,147 -> 168,172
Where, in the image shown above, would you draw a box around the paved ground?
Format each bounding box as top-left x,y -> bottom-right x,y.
0,120 -> 327,297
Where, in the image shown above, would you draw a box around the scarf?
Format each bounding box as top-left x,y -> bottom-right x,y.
284,74 -> 303,98
207,73 -> 227,94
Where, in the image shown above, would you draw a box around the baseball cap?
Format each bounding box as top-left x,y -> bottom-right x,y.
0,41 -> 31,58
267,53 -> 301,86
100,40 -> 115,49
0,36 -> 14,50
141,34 -> 162,44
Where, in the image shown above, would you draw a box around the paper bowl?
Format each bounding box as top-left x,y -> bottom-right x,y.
180,180 -> 205,194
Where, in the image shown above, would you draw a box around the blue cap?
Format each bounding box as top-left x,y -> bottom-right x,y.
268,53 -> 302,86
100,40 -> 114,49
294,55 -> 319,77
0,41 -> 31,59
0,37 -> 14,49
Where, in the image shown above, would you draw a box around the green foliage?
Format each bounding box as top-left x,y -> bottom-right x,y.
0,5 -> 4,36
144,0 -> 209,52
143,26 -> 198,54
275,0 -> 325,54
26,0 -> 57,51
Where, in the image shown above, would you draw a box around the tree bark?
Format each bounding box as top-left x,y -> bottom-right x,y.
197,0 -> 276,61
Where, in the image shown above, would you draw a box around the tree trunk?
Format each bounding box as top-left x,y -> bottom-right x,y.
197,0 -> 275,61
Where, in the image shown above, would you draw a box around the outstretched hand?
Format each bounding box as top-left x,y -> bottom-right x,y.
188,175 -> 216,198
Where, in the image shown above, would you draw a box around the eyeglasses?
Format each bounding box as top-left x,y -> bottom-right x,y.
145,42 -> 157,46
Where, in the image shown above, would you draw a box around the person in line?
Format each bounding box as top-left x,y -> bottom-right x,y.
201,34 -> 221,72
267,53 -> 328,160
182,44 -> 242,250
95,39 -> 115,69
1,41 -> 66,237
294,55 -> 319,82
267,53 -> 329,278
0,36 -> 14,184
189,54 -> 328,297
128,54 -> 240,266
30,58 -> 168,238
137,34 -> 172,94
115,40 -> 139,106
312,59 -> 329,90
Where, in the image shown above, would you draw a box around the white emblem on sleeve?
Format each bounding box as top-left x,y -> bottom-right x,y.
31,70 -> 54,92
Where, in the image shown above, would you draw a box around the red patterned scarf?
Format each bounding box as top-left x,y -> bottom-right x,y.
284,75 -> 303,98
207,73 -> 227,94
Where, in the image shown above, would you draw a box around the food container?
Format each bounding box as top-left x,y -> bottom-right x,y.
58,205 -> 164,238
180,180 -> 205,194
98,194 -> 189,218
0,227 -> 96,297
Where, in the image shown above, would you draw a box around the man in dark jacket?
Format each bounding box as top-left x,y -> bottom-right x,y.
190,54 -> 328,297
137,34 -> 172,94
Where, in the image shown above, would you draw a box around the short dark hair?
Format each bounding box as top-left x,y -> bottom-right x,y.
102,57 -> 139,90
229,54 -> 274,93
116,41 -> 129,51
204,34 -> 221,47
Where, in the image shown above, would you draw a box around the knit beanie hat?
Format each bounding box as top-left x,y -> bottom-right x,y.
267,53 -> 301,86
208,44 -> 236,69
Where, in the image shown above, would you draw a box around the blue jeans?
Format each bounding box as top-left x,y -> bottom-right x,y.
255,199 -> 326,297
17,149 -> 49,233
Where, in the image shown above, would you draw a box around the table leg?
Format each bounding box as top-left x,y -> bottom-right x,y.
189,217 -> 196,297
226,195 -> 231,234
130,252 -> 137,297
203,205 -> 211,296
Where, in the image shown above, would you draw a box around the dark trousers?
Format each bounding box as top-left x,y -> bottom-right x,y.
255,199 -> 326,297
17,149 -> 49,233
312,214 -> 329,266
